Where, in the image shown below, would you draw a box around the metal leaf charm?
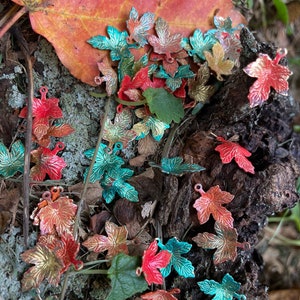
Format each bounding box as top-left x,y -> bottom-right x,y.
150,157 -> 205,176
188,62 -> 215,104
0,140 -> 24,178
126,7 -> 155,46
198,273 -> 246,300
243,48 -> 292,107
103,108 -> 137,148
88,26 -> 130,61
193,184 -> 234,228
30,142 -> 67,181
132,108 -> 170,141
204,42 -> 235,81
94,57 -> 118,96
101,166 -> 138,203
155,65 -> 194,91
83,143 -> 124,183
157,237 -> 195,278
182,29 -> 217,62
148,17 -> 183,61
192,222 -> 250,264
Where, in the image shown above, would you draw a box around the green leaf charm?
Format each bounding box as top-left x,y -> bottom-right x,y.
107,253 -> 148,300
198,273 -> 246,300
155,65 -> 195,91
0,140 -> 24,178
143,88 -> 184,124
157,237 -> 195,278
88,26 -> 130,61
150,157 -> 205,176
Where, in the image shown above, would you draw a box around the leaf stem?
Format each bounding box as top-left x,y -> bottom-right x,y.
0,6 -> 28,39
12,26 -> 33,248
114,97 -> 147,107
59,95 -> 112,300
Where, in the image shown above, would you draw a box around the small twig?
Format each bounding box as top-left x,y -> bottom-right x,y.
12,26 -> 33,248
0,6 -> 27,39
59,96 -> 112,300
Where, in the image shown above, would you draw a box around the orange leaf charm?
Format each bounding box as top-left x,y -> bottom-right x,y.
193,184 -> 234,228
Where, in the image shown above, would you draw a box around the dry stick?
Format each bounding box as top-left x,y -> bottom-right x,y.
59,96 -> 112,300
12,26 -> 33,248
0,6 -> 27,39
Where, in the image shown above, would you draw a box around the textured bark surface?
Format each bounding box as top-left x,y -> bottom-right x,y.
146,28 -> 300,299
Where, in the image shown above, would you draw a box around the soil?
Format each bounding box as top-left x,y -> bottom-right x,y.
0,1 -> 300,300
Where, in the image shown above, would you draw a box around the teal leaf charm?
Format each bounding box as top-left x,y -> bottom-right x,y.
101,166 -> 138,203
88,26 -> 130,61
213,16 -> 242,35
83,143 -> 124,183
132,108 -> 170,141
0,140 -> 24,178
182,29 -> 217,62
103,108 -> 137,148
198,273 -> 246,300
157,237 -> 195,278
126,7 -> 155,46
155,65 -> 194,91
150,157 -> 205,176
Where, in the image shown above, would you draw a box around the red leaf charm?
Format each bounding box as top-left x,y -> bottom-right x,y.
193,184 -> 234,228
215,136 -> 255,174
19,86 -> 63,139
118,66 -> 152,101
141,288 -> 181,300
30,142 -> 67,181
39,233 -> 83,273
137,239 -> 171,285
243,48 -> 292,107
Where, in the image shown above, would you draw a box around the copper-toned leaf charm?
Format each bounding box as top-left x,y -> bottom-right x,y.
188,62 -> 215,104
94,57 -> 118,96
192,222 -> 250,264
193,184 -> 234,228
243,48 -> 292,107
141,288 -> 181,300
103,108 -> 137,148
82,221 -> 128,259
148,18 -> 183,62
126,7 -> 155,46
